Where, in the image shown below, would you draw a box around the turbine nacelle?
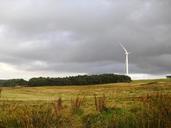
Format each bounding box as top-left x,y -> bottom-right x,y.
125,52 -> 129,55
120,43 -> 129,54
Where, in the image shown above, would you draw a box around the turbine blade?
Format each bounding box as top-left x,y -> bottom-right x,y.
120,43 -> 128,54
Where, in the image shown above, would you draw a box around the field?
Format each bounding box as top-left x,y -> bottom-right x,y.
0,79 -> 171,128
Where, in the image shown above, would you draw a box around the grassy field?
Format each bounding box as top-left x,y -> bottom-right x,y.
0,79 -> 171,128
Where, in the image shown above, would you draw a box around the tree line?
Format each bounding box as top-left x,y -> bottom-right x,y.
0,74 -> 131,87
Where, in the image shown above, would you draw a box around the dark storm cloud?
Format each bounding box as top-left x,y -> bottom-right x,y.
0,0 -> 170,78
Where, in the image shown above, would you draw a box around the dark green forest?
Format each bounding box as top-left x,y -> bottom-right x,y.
0,79 -> 28,87
0,74 -> 131,87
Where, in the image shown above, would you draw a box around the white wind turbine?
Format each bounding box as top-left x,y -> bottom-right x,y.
120,43 -> 130,76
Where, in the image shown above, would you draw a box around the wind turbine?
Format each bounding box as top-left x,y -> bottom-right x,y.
120,43 -> 130,76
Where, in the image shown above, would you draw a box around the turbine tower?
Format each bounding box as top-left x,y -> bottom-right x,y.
120,43 -> 129,76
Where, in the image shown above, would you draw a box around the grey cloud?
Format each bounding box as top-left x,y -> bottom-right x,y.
0,0 -> 170,78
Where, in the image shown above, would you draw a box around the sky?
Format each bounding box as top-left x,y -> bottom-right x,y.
0,0 -> 170,80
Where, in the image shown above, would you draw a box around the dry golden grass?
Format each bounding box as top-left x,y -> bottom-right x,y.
0,79 -> 170,128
